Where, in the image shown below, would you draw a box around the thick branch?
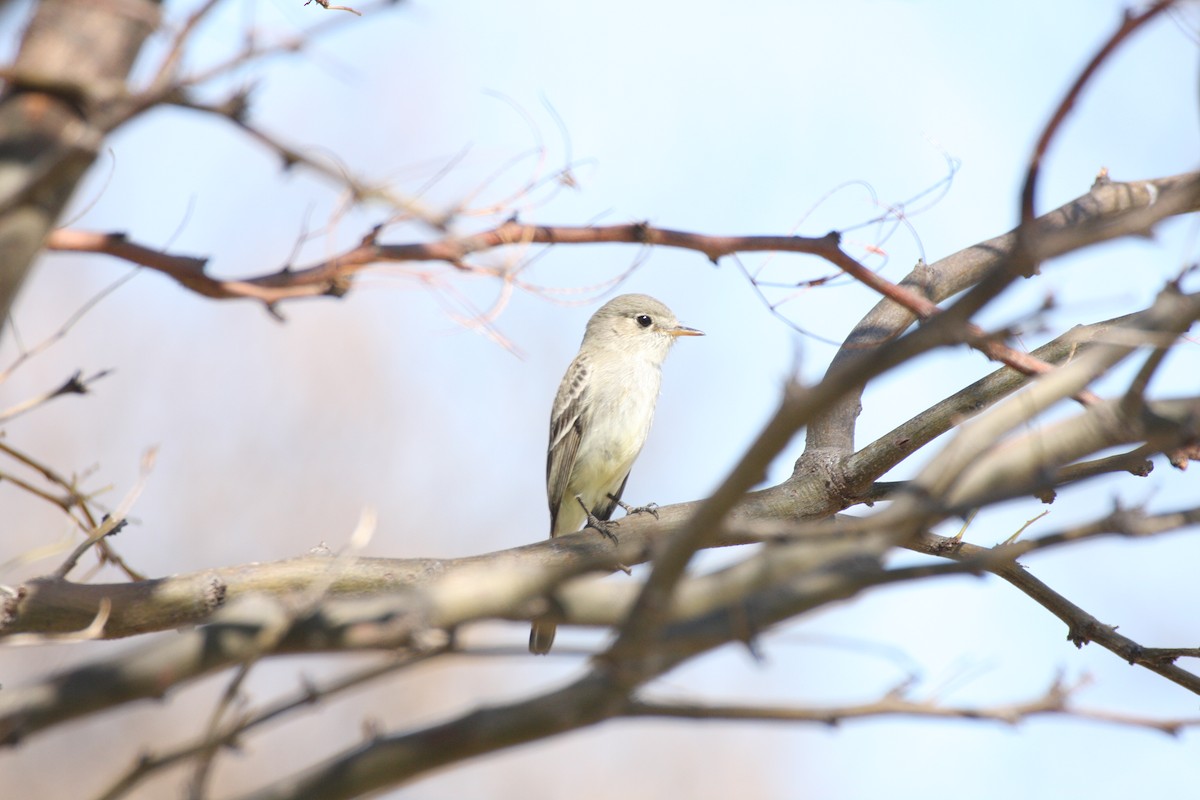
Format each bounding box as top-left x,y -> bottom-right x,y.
0,0 -> 162,328
8,499 -> 1199,751
845,309 -> 1141,488
804,170 -> 1200,465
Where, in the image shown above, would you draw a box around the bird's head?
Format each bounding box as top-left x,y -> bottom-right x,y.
582,294 -> 703,361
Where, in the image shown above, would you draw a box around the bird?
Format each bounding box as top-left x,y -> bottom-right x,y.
530,293 -> 703,654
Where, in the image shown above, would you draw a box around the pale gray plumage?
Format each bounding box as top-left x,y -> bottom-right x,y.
530,294 -> 702,655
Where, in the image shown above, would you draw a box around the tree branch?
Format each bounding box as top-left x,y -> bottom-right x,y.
626,680 -> 1200,736
0,0 -> 161,327
43,171 -> 1200,316
805,169 -> 1200,464
909,531 -> 1200,694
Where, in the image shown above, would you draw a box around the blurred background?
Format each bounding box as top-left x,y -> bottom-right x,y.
1,0 -> 1198,797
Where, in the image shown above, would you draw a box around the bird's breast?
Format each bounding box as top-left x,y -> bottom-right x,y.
573,359 -> 662,477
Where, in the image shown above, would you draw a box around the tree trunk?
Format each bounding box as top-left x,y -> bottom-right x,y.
0,0 -> 161,327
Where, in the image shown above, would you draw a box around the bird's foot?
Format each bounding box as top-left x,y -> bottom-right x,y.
577,496 -> 620,543
613,498 -> 659,520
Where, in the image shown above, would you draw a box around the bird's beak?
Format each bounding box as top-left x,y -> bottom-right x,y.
668,324 -> 704,337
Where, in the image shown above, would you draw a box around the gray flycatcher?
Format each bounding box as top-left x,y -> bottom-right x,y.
530,293 -> 703,655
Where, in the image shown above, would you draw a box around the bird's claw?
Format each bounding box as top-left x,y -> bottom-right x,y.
615,498 -> 659,519
584,511 -> 620,543
578,496 -> 619,543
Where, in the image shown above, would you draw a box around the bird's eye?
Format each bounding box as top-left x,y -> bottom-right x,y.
635,314 -> 652,328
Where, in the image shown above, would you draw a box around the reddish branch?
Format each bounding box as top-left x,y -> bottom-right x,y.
45,216 -> 1099,392
43,223 -> 838,305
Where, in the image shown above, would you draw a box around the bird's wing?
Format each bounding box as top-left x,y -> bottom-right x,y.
547,356 -> 588,535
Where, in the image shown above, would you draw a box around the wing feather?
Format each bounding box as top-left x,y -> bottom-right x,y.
546,356 -> 589,535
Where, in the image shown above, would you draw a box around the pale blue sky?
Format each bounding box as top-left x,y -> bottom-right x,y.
2,1 -> 1198,798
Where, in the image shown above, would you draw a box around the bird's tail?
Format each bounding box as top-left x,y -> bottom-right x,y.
529,620 -> 557,655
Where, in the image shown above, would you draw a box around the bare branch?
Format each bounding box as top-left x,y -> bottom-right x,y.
846,308 -> 1144,488
96,653 -> 414,800
627,680 -> 1200,736
0,0 -> 159,326
0,368 -> 110,423
908,532 -> 1200,694
806,169 -> 1200,464
44,171 -> 1200,313
1019,1 -> 1176,225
